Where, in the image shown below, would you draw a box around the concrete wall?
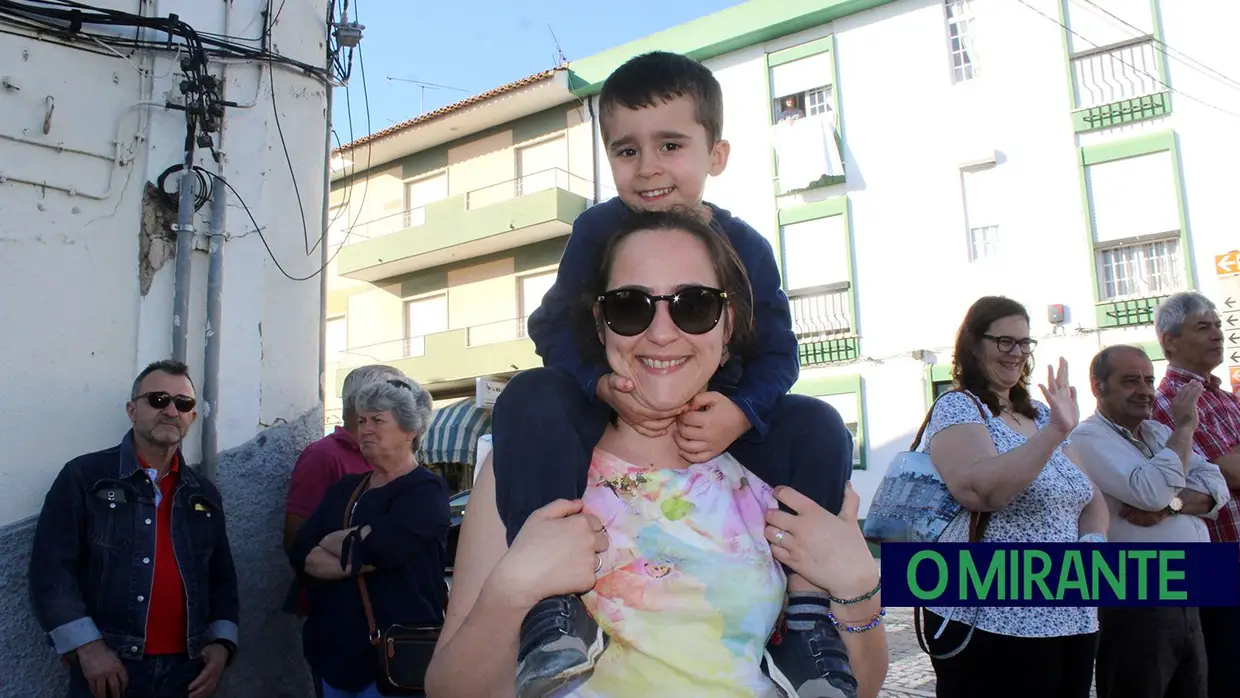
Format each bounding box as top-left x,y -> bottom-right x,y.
0,0 -> 331,694
585,0 -> 1240,516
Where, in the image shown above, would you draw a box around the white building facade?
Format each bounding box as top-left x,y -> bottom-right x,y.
0,0 -> 335,694
570,0 -> 1240,516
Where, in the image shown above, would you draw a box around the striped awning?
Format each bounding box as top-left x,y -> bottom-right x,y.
418,399 -> 493,466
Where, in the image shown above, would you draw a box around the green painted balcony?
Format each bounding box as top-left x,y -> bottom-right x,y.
337,168 -> 591,283
333,317 -> 543,396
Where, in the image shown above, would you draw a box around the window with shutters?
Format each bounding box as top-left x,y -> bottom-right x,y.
767,40 -> 845,194
517,270 -> 557,337
962,165 -> 1002,262
1080,134 -> 1190,327
404,294 -> 448,358
1086,149 -> 1184,302
780,213 -> 852,338
403,173 -> 449,228
517,136 -> 568,196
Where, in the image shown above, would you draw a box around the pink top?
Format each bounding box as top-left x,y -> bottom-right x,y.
286,427 -> 372,519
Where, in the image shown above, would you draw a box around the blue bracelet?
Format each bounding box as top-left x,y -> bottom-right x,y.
826,607 -> 886,633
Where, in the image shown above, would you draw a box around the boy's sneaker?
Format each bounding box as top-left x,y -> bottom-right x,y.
763,593 -> 859,698
515,594 -> 609,698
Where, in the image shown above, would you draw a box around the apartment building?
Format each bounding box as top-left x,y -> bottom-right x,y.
325,0 -> 1239,505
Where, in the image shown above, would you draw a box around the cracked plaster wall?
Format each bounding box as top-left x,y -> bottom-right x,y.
0,407 -> 322,698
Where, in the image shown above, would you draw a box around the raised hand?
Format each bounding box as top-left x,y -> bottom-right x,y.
1038,357 -> 1079,437
1170,380 -> 1203,433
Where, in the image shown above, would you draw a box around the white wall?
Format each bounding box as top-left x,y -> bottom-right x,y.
586,0 -> 1239,516
0,0 -> 330,526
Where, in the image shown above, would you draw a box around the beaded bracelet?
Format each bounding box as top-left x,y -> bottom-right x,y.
827,579 -> 881,605
827,607 -> 886,634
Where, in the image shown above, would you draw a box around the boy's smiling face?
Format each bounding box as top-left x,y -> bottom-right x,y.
603,95 -> 730,212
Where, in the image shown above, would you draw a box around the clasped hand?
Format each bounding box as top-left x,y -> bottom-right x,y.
597,373 -> 751,463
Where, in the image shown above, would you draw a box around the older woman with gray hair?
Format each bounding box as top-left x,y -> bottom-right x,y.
291,376 -> 451,698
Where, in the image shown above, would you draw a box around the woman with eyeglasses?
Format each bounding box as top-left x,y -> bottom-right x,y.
426,209 -> 886,698
290,377 -> 450,698
919,296 -> 1107,698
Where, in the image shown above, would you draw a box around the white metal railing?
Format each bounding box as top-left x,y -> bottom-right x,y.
1071,36 -> 1161,110
333,168 -> 595,247
788,284 -> 852,339
338,316 -> 534,367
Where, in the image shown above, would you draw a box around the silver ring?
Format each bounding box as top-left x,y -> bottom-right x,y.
594,553 -> 603,572
773,529 -> 786,545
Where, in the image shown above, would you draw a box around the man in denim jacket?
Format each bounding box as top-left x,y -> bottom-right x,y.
28,360 -> 239,698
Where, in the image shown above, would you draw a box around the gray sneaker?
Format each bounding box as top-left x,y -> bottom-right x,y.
764,595 -> 858,698
515,595 -> 608,698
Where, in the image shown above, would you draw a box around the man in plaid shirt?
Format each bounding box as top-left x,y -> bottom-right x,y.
1151,291 -> 1240,698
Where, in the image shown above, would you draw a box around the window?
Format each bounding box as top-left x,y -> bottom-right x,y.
945,0 -> 979,82
404,295 -> 448,357
517,137 -> 568,196
769,51 -> 834,123
403,173 -> 449,228
518,271 -> 557,336
962,165 -> 1002,261
780,216 -> 850,292
325,316 -> 347,364
1085,149 -> 1185,301
768,47 -> 843,193
932,379 -> 954,399
818,392 -> 862,468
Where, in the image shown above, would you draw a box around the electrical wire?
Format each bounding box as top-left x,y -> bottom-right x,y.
1077,0 -> 1240,94
1013,0 -> 1240,120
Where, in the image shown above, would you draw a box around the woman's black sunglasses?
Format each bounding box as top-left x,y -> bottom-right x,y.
596,285 -> 728,337
135,391 -> 197,413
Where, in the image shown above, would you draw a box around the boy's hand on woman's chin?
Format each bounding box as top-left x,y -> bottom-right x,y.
597,371 -> 688,438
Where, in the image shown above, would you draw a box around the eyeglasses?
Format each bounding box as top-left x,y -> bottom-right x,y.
982,334 -> 1038,355
135,391 -> 197,413
596,286 -> 728,337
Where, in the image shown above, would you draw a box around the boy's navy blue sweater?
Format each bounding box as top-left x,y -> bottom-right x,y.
527,196 -> 799,440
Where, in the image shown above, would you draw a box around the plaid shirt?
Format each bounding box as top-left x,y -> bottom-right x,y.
1153,366 -> 1240,544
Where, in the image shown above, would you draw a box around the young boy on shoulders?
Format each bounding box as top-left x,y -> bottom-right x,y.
492,51 -> 861,698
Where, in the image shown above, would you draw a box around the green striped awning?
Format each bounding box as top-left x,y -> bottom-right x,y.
418,400 -> 493,466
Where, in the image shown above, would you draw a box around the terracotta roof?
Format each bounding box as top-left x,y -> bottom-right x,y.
334,67 -> 566,154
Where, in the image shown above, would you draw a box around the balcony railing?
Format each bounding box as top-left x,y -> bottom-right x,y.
1071,36 -> 1161,110
339,316 -> 534,366
789,284 -> 852,339
331,168 -> 594,248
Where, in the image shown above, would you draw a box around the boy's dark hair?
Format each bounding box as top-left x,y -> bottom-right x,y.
131,359 -> 194,398
574,207 -> 754,362
599,51 -> 725,145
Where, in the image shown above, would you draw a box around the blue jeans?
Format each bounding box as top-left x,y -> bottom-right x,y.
68,654 -> 204,698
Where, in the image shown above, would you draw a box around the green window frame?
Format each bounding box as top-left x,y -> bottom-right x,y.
763,35 -> 846,196
777,196 -> 860,365
1056,0 -> 1172,133
924,363 -> 955,409
1077,130 -> 1193,328
790,375 -> 866,470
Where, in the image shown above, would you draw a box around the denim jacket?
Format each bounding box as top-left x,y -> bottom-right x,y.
27,430 -> 240,659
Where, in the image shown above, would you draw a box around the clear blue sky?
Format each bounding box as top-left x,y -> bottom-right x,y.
334,0 -> 743,143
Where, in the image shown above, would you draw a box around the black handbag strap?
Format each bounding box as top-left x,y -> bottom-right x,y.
341,474 -> 382,647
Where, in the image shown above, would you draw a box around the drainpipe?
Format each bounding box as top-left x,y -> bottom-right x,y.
171,142 -> 196,362
587,96 -> 601,204
199,0 -> 233,481
201,173 -> 225,482
319,86 -> 333,410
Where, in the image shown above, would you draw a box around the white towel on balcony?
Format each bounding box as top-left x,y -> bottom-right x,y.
773,113 -> 844,192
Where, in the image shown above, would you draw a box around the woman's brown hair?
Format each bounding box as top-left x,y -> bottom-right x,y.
951,295 -> 1038,420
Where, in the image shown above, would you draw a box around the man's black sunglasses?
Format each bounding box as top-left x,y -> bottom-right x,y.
135,391 -> 197,413
596,285 -> 728,337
